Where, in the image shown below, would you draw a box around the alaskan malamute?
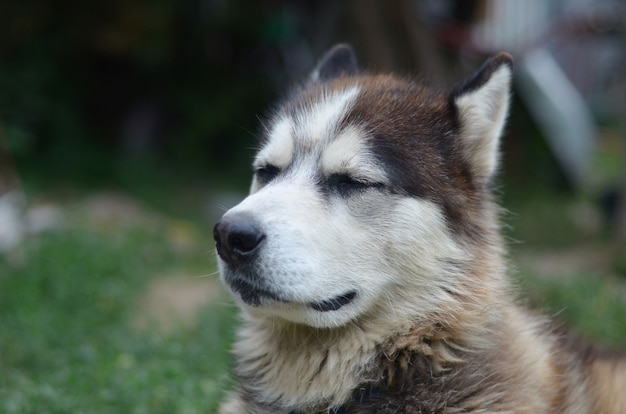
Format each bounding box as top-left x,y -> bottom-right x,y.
214,44 -> 626,413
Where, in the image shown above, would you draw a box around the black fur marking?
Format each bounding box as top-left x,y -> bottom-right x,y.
255,164 -> 281,185
325,173 -> 384,198
449,52 -> 513,100
341,79 -> 487,240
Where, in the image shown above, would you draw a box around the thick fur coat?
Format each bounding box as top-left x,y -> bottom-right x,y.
214,44 -> 626,413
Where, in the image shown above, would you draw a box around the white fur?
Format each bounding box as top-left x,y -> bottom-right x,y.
293,86 -> 360,146
255,116 -> 294,171
321,125 -> 388,184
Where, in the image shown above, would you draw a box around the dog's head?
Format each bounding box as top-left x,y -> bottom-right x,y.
214,45 -> 512,328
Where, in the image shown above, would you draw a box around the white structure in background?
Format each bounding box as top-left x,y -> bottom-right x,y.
473,0 -> 596,188
0,190 -> 63,253
0,191 -> 26,252
516,49 -> 595,187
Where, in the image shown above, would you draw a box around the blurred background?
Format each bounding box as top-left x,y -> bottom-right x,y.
1,0 -> 625,412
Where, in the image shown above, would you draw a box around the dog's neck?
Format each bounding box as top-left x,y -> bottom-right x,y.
232,314 -> 383,411
231,298 -> 502,413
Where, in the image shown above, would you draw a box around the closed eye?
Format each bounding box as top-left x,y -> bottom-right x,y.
255,164 -> 281,184
327,173 -> 382,196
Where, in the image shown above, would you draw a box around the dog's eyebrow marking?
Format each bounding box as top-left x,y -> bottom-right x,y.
254,116 -> 294,169
321,125 -> 388,183
296,86 -> 360,146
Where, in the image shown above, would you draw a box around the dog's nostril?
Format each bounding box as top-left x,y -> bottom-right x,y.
214,215 -> 265,265
229,229 -> 264,254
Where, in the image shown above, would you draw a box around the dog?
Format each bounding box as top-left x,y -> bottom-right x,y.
213,44 -> 626,413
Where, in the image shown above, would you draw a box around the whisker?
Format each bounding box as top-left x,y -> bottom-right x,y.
192,270 -> 221,279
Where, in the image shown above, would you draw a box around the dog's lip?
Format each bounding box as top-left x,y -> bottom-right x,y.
310,291 -> 357,312
227,275 -> 357,311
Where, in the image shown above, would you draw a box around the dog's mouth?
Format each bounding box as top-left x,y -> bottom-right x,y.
310,291 -> 357,312
228,275 -> 357,312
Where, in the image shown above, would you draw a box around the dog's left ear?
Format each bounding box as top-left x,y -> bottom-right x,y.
310,44 -> 360,82
450,53 -> 513,185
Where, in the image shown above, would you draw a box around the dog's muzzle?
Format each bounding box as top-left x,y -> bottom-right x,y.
214,212 -> 358,312
213,213 -> 265,266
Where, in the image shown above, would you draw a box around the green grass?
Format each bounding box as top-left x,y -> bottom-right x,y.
1,186 -> 625,413
0,215 -> 238,413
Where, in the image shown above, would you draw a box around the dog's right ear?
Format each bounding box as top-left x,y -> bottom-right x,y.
310,44 -> 359,82
450,53 -> 513,185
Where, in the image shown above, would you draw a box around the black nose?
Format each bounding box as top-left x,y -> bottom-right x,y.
213,214 -> 265,265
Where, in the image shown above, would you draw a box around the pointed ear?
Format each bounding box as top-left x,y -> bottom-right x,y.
310,44 -> 359,82
450,53 -> 513,185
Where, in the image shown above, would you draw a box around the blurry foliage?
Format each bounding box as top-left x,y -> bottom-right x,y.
517,269 -> 626,347
0,0 -> 584,196
1,0 -> 622,223
0,0 -> 301,190
615,246 -> 626,277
